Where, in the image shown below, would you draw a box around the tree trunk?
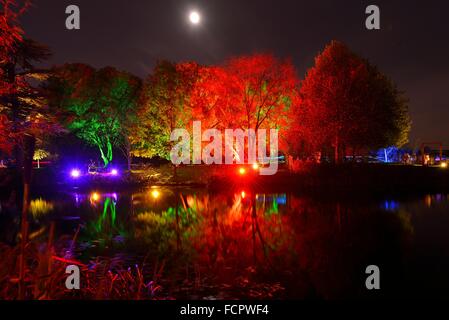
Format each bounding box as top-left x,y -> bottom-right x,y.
173,164 -> 177,178
106,138 -> 113,166
124,137 -> 131,171
175,192 -> 181,251
18,134 -> 36,300
334,135 -> 339,164
5,62 -> 23,170
99,145 -> 109,168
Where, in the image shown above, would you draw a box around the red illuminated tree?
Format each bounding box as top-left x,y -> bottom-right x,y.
189,54 -> 300,159
189,65 -> 239,129
0,115 -> 12,153
293,41 -> 410,163
1,0 -> 56,158
223,54 -> 299,133
1,0 -> 29,151
0,0 -> 62,300
0,0 -> 30,64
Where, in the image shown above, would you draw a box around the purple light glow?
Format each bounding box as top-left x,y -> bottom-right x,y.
71,169 -> 81,178
111,169 -> 119,176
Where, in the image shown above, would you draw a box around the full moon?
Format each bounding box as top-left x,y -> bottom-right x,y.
189,11 -> 201,24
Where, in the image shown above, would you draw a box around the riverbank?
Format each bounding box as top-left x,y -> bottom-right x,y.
209,163 -> 449,195
1,163 -> 449,197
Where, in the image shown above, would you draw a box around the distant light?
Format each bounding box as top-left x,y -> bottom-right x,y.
71,169 -> 81,178
241,191 -> 246,199
252,163 -> 259,170
189,11 -> 200,24
111,169 -> 118,176
91,192 -> 100,202
239,167 -> 246,175
441,162 -> 448,169
151,190 -> 161,199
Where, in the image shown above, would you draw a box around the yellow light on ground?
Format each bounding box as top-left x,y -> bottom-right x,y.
90,192 -> 100,202
441,162 -> 448,168
252,163 -> 259,170
239,167 -> 246,175
151,189 -> 161,199
241,191 -> 246,199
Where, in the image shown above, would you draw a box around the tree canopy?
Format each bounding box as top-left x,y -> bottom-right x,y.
133,55 -> 299,162
131,61 -> 199,160
50,64 -> 142,167
2,10 -> 412,170
1,0 -> 57,160
290,41 -> 411,162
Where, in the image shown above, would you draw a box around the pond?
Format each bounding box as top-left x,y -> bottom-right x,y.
2,187 -> 449,299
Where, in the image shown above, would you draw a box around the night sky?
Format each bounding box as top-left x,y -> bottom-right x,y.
20,0 -> 449,146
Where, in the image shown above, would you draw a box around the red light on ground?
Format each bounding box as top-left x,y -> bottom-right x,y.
239,167 -> 246,175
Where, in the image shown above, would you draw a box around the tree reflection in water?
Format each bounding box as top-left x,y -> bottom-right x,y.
120,189 -> 413,299
3,188 -> 444,299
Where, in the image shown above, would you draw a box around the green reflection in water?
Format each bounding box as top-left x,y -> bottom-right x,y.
84,194 -> 126,243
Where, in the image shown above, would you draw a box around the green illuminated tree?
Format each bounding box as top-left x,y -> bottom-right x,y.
51,64 -> 142,168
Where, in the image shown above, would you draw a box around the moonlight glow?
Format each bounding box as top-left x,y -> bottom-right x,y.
189,11 -> 200,24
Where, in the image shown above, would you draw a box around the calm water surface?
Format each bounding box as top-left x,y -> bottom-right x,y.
2,187 -> 449,299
